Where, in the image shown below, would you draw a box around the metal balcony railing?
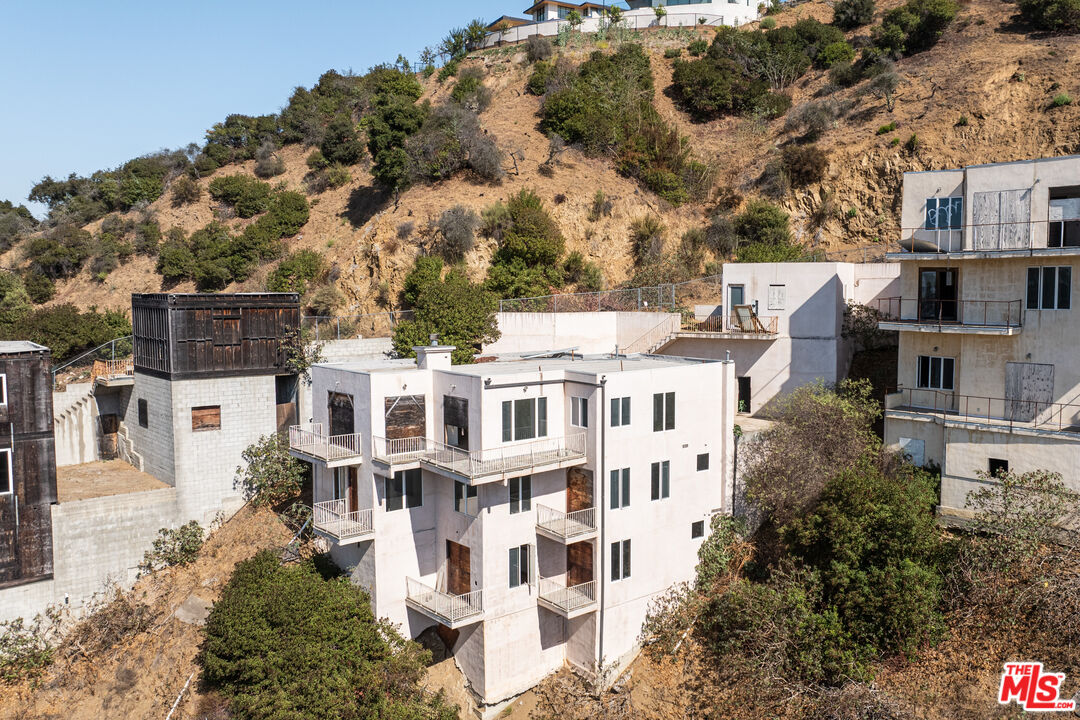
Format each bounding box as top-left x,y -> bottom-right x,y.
535,505 -> 596,540
725,313 -> 778,334
312,500 -> 372,541
405,578 -> 483,625
876,298 -> 1023,329
886,388 -> 1080,433
423,431 -> 587,479
289,423 -> 363,462
538,578 -> 596,614
371,435 -> 434,465
91,358 -> 134,382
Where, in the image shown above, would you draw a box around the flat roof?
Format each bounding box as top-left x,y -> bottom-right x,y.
0,341 -> 49,354
905,153 -> 1080,176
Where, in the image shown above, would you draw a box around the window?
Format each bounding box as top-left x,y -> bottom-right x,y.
650,461 -> 670,500
571,397 -> 588,428
691,521 -> 705,539
610,539 -> 631,581
696,453 -> 709,471
1027,266 -> 1071,310
0,448 -> 10,495
509,544 -> 532,588
191,405 -> 221,431
925,197 -> 963,230
1049,192 -> 1080,247
502,398 -> 548,441
652,392 -> 675,432
0,374 -> 7,405
454,481 -> 478,516
916,355 -> 955,391
767,285 -> 786,311
138,398 -> 148,428
989,458 -> 1009,477
509,476 -> 532,514
609,468 -> 630,509
610,397 -> 631,427
557,5 -> 570,18
385,469 -> 422,511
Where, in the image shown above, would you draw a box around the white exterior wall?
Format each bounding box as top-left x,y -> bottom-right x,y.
306,353 -> 735,707
486,312 -> 678,356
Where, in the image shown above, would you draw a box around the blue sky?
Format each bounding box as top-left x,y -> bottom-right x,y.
0,0 -> 518,217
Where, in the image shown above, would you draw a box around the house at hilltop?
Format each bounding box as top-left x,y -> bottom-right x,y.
881,155 -> 1080,515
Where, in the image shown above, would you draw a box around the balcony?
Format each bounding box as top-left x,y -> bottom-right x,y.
405,578 -> 484,628
876,298 -> 1023,335
535,505 -> 597,542
91,358 -> 135,387
537,578 -> 597,618
288,424 -> 363,467
886,388 -> 1080,435
312,500 -> 373,545
375,431 -> 588,483
892,221 -> 1080,259
675,312 -> 778,339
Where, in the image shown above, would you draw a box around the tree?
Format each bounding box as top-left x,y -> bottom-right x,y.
234,434 -> 306,507
867,65 -> 901,111
201,551 -> 459,720
394,258 -> 499,364
654,4 -> 668,26
567,9 -> 584,32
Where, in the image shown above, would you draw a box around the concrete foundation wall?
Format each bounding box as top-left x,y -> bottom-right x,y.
53,385 -> 97,468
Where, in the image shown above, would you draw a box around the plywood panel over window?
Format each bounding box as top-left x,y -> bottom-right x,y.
973,189 -> 1031,250
385,395 -> 426,440
1005,362 -> 1054,423
191,405 -> 221,431
567,467 -> 593,513
447,540 -> 471,596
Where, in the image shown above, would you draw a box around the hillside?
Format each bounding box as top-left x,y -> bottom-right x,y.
6,0 -> 1080,319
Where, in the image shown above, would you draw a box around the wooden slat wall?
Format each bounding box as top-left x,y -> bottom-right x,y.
0,350 -> 56,587
191,405 -> 222,431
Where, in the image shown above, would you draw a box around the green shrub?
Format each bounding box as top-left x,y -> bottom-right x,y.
484,189 -> 567,298
140,521 -> 204,573
527,34 -> 554,62
436,205 -> 480,262
781,144 -> 828,187
736,241 -> 804,262
26,225 -> 92,279
873,0 -> 958,57
664,47 -> 683,58
406,105 -> 503,184
395,259 -> 499,364
818,40 -> 855,67
828,59 -> 864,87
267,250 -> 325,294
207,175 -> 272,218
588,190 -> 613,221
306,149 -> 329,170
527,60 -> 554,95
760,16 -> 777,28
687,39 -> 708,56
23,273 -> 54,305
629,215 -> 666,266
201,550 -> 458,720
955,114 -> 969,126
253,139 -> 286,179
134,219 -> 162,255
438,58 -> 460,82
876,121 -> 897,134
170,175 -> 202,207
451,67 -> 492,112
1052,92 -> 1073,106
325,163 -> 352,189
235,433 -> 306,507
0,304 -> 130,362
734,199 -> 791,247
320,114 -> 365,166
1018,0 -> 1080,31
0,611 -> 61,684
904,132 -> 920,152
833,0 -> 876,28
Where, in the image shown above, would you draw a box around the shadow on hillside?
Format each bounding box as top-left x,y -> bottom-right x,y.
343,186 -> 391,229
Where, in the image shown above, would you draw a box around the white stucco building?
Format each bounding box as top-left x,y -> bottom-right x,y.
483,0 -> 762,46
882,155 -> 1080,514
290,342 -> 736,713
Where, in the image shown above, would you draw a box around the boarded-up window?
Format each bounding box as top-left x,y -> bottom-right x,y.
385,395 -> 425,440
191,405 -> 221,431
329,393 -> 354,436
444,396 -> 468,449
973,189 -> 1031,250
767,284 -> 786,310
1005,362 -> 1054,423
138,399 -> 148,428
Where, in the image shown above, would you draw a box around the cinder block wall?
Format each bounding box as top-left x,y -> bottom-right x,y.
123,373 -> 176,484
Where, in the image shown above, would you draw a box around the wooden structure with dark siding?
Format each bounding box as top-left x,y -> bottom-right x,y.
0,342 -> 56,588
131,293 -> 301,379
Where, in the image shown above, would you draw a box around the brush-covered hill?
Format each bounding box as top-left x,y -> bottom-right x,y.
3,0 -> 1079,325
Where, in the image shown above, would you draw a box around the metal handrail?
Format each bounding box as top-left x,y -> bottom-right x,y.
886,387 -> 1080,433
51,334 -> 133,384
538,578 -> 596,613
621,315 -> 680,354
289,424 -> 363,461
536,504 -> 596,539
91,358 -> 134,383
876,298 -> 1023,328
371,435 -> 433,464
423,431 -> 588,478
312,501 -> 372,540
406,578 -> 483,623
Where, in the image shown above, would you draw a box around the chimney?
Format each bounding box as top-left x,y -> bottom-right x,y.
414,334 -> 454,370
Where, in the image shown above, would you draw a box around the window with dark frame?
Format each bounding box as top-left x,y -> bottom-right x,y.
696,453 -> 709,471
509,476 -> 532,514
0,374 -> 7,405
609,468 -> 630,509
610,396 -> 631,427
988,458 -> 1009,477
501,398 -> 548,441
691,521 -> 705,539
571,396 -> 589,428
0,448 -> 10,495
610,539 -> 631,581
1027,266 -> 1072,310
652,392 -> 675,432
509,544 -> 531,588
454,481 -> 478,516
138,398 -> 148,428
650,461 -> 670,500
385,469 -> 422,511
916,355 -> 955,391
